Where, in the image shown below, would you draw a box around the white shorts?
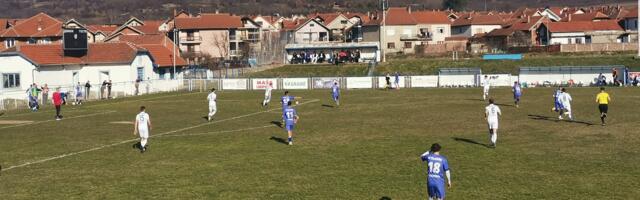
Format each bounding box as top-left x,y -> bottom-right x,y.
264,95 -> 271,101
563,105 -> 571,112
487,121 -> 499,129
209,103 -> 217,110
138,129 -> 149,138
483,87 -> 490,94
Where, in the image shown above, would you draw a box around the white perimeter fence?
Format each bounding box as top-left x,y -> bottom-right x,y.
0,70 -> 629,111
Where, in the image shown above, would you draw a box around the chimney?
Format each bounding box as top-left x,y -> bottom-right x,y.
527,16 -> 531,23
568,14 -> 572,22
215,9 -> 219,14
407,6 -> 412,14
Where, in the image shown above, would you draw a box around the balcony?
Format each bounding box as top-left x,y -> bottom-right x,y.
180,36 -> 202,43
230,50 -> 243,56
400,34 -> 432,41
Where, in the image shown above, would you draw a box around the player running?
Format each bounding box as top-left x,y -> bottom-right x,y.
553,87 -> 562,112
482,75 -> 490,100
596,87 -> 611,126
262,82 -> 273,107
485,99 -> 501,148
331,81 -> 340,106
420,143 -> 452,200
207,88 -> 217,122
557,88 -> 573,120
283,101 -> 299,145
512,81 -> 522,108
133,106 -> 152,153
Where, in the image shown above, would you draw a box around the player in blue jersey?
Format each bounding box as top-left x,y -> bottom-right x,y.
331,81 -> 340,106
420,143 -> 452,200
512,81 -> 522,108
283,101 -> 299,145
553,87 -> 563,112
281,91 -> 300,122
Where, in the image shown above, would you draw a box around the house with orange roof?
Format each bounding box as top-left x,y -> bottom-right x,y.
0,42 -> 157,95
452,13 -> 505,38
174,13 -> 261,64
0,13 -> 63,51
383,7 -> 420,54
485,16 -> 550,49
411,10 -> 452,44
536,20 -> 625,45
106,34 -> 188,79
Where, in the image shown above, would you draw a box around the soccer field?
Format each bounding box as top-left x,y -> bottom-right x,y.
0,87 -> 639,199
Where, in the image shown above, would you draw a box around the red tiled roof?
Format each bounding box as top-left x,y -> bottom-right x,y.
385,7 -> 417,25
134,20 -> 163,34
175,14 -> 243,29
624,7 -> 638,18
15,42 -> 143,66
139,44 -> 187,67
282,19 -> 305,30
31,22 -> 62,37
117,34 -> 166,44
545,20 -> 623,33
310,13 -> 341,25
1,13 -> 61,37
562,12 -> 610,22
87,25 -> 119,35
411,11 -> 451,24
452,14 -> 505,26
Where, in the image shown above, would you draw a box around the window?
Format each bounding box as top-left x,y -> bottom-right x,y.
387,42 -> 395,49
5,38 -> 15,48
575,38 -> 583,44
159,68 -> 166,79
319,32 -> 328,41
187,45 -> 195,53
137,67 -> 144,80
170,69 -> 176,79
386,29 -> 395,36
310,23 -> 315,27
404,42 -> 412,49
27,38 -> 36,44
256,21 -> 263,26
40,38 -> 51,44
229,29 -> 236,40
2,73 -> 20,88
341,20 -> 348,24
437,27 -> 445,34
585,36 -> 592,44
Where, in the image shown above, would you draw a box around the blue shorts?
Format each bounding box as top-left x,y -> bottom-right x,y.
333,95 -> 339,101
286,124 -> 294,131
514,93 -> 521,100
427,183 -> 446,199
555,101 -> 564,111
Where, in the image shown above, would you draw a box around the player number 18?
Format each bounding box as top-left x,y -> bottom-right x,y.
428,162 -> 441,174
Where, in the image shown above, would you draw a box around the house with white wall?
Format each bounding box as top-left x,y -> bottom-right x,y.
537,20 -> 624,45
452,14 -> 505,37
0,42 -> 156,98
411,11 -> 452,44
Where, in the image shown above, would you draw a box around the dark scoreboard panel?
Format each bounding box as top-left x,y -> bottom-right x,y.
63,29 -> 88,51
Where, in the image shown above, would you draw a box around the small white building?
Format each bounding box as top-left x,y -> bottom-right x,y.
0,42 -> 156,98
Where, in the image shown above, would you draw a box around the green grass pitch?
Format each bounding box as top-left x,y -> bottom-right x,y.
0,87 -> 639,199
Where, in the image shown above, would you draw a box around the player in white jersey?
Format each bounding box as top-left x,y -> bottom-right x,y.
485,99 -> 501,148
558,88 -> 573,120
133,106 -> 151,153
482,75 -> 490,100
262,82 -> 273,107
207,88 -> 217,122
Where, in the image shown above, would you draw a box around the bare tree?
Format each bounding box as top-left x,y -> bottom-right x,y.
209,31 -> 230,59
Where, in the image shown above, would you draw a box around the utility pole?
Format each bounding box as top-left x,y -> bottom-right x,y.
380,0 -> 387,63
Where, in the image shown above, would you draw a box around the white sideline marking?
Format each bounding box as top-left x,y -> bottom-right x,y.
0,92 -> 203,118
0,99 -> 319,172
0,111 -> 117,130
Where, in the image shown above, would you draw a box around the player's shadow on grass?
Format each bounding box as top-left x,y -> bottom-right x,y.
269,136 -> 289,145
464,98 -> 485,102
452,137 -> 491,148
321,104 -> 335,108
528,114 -> 595,126
270,121 -> 283,128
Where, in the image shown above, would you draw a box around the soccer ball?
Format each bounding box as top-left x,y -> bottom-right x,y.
72,102 -> 76,105
295,101 -> 299,105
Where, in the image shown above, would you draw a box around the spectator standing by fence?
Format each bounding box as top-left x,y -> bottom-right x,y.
41,84 -> 49,106
52,87 -> 63,120
75,82 -> 83,105
84,81 -> 91,100
135,78 -> 141,95
107,80 -> 113,99
100,81 -> 106,99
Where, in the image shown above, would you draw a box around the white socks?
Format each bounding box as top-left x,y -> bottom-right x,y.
140,138 -> 148,147
490,130 -> 497,145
